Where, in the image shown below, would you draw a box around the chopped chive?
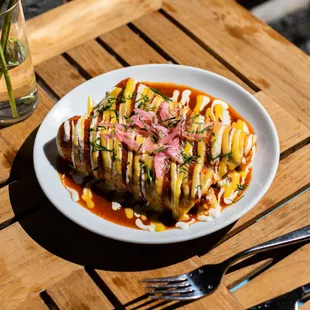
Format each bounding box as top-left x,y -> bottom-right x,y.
208,151 -> 232,161
237,183 -> 248,195
150,87 -> 172,102
152,146 -> 169,154
90,138 -> 113,152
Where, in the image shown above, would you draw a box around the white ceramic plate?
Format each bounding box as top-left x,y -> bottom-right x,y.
34,64 -> 279,244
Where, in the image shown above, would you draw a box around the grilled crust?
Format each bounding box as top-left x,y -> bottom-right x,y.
57,116 -> 92,175
57,117 -> 76,163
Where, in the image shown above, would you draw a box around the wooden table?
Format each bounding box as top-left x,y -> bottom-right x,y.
1,0 -> 310,309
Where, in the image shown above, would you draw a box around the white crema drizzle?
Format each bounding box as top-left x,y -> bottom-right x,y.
135,219 -> 155,232
63,120 -> 70,142
175,219 -> 195,230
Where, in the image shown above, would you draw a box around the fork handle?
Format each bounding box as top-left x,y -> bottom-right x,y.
222,225 -> 310,269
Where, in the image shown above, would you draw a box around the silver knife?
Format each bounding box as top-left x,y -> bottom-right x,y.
248,283 -> 310,310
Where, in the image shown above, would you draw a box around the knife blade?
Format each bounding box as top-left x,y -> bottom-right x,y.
248,283 -> 310,310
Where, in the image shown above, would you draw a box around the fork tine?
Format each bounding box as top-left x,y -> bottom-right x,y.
141,274 -> 187,283
144,282 -> 190,289
150,292 -> 201,301
147,287 -> 193,295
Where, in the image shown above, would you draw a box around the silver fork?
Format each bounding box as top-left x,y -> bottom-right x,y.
141,225 -> 310,301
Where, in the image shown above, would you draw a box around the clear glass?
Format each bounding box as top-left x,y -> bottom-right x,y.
0,0 -> 38,126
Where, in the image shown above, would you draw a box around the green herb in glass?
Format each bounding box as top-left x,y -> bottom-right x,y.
0,0 -> 18,118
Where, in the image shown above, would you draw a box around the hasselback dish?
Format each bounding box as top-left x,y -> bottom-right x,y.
57,78 -> 256,232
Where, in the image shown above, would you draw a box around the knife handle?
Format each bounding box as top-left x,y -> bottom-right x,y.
248,283 -> 310,310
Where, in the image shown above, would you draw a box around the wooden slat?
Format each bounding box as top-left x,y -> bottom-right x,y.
27,0 -> 162,65
0,175 -> 51,228
200,189 -> 310,289
0,153 -> 10,184
67,28 -> 166,80
35,55 -> 86,99
96,257 -> 243,309
0,186 -> 12,226
163,0 -> 310,127
233,243 -> 310,308
100,25 -> 167,65
66,40 -> 123,78
0,86 -> 55,166
229,144 -> 310,234
302,301 -> 310,310
47,269 -> 113,309
254,91 -> 310,154
15,296 -> 48,310
132,11 -> 253,93
185,284 -> 244,309
0,222 -> 80,309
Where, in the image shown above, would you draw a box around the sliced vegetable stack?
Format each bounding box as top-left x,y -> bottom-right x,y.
57,78 -> 256,222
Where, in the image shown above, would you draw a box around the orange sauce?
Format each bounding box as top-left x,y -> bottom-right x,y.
59,82 -> 254,230
147,82 -> 254,133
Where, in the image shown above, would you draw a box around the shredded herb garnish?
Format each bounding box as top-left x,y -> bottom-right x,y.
150,134 -> 158,143
152,146 -> 169,154
150,87 -> 172,102
121,124 -> 128,131
112,156 -> 122,162
121,91 -> 137,103
191,122 -> 205,125
135,93 -> 150,109
144,165 -> 153,183
138,143 -> 143,152
121,91 -> 126,103
161,116 -> 176,123
190,114 -> 200,120
99,97 -> 117,112
168,119 -> 181,128
237,183 -> 248,195
196,126 -> 211,134
179,153 -> 200,168
227,195 -> 245,204
209,151 -> 232,161
179,166 -> 188,174
89,125 -> 107,132
124,115 -> 133,122
90,138 -> 113,152
140,162 -> 153,183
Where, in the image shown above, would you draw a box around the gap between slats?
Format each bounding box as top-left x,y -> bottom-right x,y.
0,20 -> 310,308
85,267 -> 124,309
158,9 -> 261,93
127,23 -> 178,64
40,291 -> 60,310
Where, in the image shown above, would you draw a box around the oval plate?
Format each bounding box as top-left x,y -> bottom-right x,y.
33,64 -> 279,244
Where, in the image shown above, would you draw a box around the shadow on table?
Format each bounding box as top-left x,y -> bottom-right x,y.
9,129 -> 305,310
9,129 -> 234,272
